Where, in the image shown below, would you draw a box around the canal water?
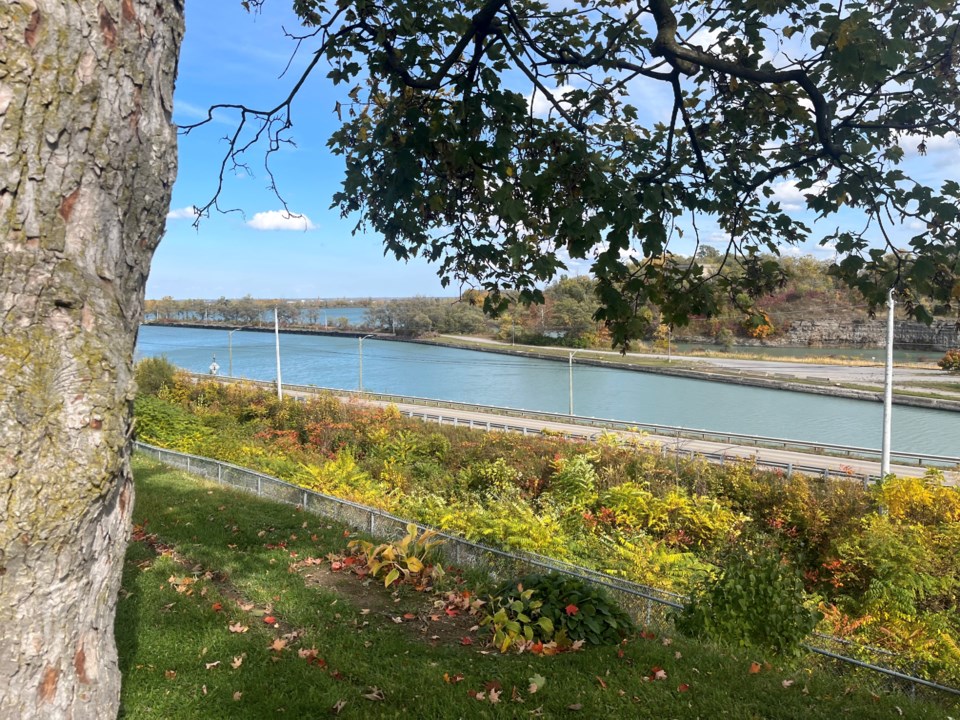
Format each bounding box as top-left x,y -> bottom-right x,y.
136,325 -> 960,456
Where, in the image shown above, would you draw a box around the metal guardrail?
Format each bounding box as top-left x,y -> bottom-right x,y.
192,373 -> 960,467
189,374 -> 959,485
134,440 -> 960,697
398,408 -> 881,485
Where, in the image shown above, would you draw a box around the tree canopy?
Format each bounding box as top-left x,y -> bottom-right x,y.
193,0 -> 960,346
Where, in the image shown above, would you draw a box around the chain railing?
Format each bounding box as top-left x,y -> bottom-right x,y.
133,440 -> 960,697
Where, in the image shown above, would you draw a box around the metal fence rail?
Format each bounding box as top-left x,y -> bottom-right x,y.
133,440 -> 960,697
191,373 -> 960,469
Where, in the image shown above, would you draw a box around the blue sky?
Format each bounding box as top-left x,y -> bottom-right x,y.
149,3 -> 960,300
151,2 -> 452,299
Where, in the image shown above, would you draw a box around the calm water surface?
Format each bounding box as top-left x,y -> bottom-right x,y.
136,325 -> 960,456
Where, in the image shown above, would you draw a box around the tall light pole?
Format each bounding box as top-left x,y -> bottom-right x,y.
227,327 -> 244,377
881,288 -> 895,477
568,350 -> 580,416
274,308 -> 283,400
358,334 -> 375,393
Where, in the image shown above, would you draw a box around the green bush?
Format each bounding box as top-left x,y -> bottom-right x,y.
674,549 -> 821,656
134,355 -> 178,396
133,395 -> 211,449
493,573 -> 635,647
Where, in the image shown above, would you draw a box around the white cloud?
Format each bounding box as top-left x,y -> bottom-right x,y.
527,84 -> 576,118
246,210 -> 316,231
166,206 -> 201,220
898,131 -> 959,156
767,180 -> 827,212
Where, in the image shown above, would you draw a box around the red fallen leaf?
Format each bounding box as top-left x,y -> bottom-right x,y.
263,616 -> 277,625
460,636 -> 474,646
617,648 -> 625,658
678,683 -> 690,693
211,602 -> 223,612
749,662 -> 762,674
310,534 -> 319,542
530,642 -> 544,655
445,608 -> 459,617
342,556 -> 357,566
565,604 -> 579,616
444,673 -> 465,684
331,561 -> 343,571
403,613 -> 417,620
330,670 -> 345,680
640,631 -> 656,640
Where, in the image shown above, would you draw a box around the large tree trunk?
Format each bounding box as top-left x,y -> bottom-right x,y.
0,1 -> 183,717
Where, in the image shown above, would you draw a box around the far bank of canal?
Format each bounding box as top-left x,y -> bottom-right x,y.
138,324 -> 960,456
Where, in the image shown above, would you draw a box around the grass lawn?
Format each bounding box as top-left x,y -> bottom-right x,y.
118,456 -> 958,719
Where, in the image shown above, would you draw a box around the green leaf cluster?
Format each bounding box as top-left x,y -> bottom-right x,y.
675,549 -> 822,656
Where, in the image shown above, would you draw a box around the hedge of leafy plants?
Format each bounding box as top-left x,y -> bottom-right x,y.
133,369 -> 960,683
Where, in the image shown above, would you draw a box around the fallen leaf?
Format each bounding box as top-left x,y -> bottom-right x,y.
363,687 -> 386,701
164,670 -> 176,680
782,679 -> 795,688
228,622 -> 248,634
650,666 -> 667,681
749,662 -> 762,674
488,688 -> 502,704
211,602 -> 223,612
233,691 -> 242,701
263,615 -> 277,625
675,651 -> 682,660
444,673 -> 465,684
596,676 -> 607,689
204,661 -> 220,670
528,673 -> 546,693
231,655 -> 245,669
201,684 -> 207,695
269,638 -> 287,652
661,637 -> 672,646
567,703 -> 583,711
565,604 -> 579,616
460,636 -> 474,646
403,613 -> 417,620
238,601 -> 254,612
678,683 -> 690,693
332,699 -> 347,715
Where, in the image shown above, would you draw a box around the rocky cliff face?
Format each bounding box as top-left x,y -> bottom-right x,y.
782,320 -> 959,350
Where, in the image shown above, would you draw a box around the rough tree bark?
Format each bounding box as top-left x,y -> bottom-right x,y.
0,1 -> 183,717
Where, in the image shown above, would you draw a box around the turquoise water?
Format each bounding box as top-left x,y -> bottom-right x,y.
136,325 -> 960,456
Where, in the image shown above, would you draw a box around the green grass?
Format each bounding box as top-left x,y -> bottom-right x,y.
118,456 -> 958,719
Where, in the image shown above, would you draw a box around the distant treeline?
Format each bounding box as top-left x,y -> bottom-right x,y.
144,254 -> 953,348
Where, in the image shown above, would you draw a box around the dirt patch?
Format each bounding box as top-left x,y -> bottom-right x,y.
297,562 -> 486,649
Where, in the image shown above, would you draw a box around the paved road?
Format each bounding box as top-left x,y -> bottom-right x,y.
442,335 -> 948,386
278,385 -> 954,484
377,399 -> 943,483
